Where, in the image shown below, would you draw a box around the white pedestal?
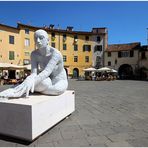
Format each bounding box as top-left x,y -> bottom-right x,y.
0,90 -> 75,141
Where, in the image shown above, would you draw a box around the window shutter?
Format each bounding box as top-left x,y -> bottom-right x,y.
83,45 -> 85,51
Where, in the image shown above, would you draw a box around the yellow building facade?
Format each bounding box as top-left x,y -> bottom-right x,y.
0,23 -> 108,77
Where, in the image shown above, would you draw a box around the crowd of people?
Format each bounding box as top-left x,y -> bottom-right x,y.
85,71 -> 117,81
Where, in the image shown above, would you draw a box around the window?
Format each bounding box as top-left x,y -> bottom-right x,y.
118,51 -> 129,58
51,33 -> 55,38
9,35 -> 14,44
63,34 -> 67,41
51,33 -> 55,41
51,42 -> 55,48
74,35 -> 78,39
74,44 -> 78,51
9,51 -> 15,60
83,45 -> 91,52
25,28 -> 29,34
63,55 -> 67,62
23,59 -> 30,65
85,36 -> 89,41
74,35 -> 78,43
108,52 -> 111,57
108,61 -> 111,66
85,56 -> 89,62
63,44 -> 67,50
74,56 -> 78,62
97,36 -> 101,42
141,52 -> 146,59
25,38 -> 30,46
25,52 -> 30,56
130,50 -> 134,57
121,51 -> 129,57
94,45 -> 102,52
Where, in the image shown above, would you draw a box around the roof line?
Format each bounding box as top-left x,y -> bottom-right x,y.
0,23 -> 18,30
108,42 -> 141,46
17,23 -> 106,35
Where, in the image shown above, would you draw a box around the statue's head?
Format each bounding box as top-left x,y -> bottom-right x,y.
34,29 -> 49,49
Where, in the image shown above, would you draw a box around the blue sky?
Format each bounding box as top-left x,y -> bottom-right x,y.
0,1 -> 148,45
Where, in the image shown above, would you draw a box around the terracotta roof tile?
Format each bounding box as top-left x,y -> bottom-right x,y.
106,42 -> 141,52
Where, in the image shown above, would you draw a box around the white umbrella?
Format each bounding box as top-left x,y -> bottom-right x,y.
0,63 -> 26,70
24,64 -> 31,70
97,67 -> 111,72
111,69 -> 118,73
83,67 -> 96,72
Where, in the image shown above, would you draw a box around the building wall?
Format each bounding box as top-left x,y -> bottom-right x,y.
104,50 -> 139,71
0,24 -> 107,77
0,26 -> 22,65
62,34 -> 93,76
139,51 -> 148,69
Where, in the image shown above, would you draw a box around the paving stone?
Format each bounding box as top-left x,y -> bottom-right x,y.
112,125 -> 135,133
106,133 -> 135,142
37,130 -> 63,143
86,135 -> 108,146
36,142 -> 55,147
128,130 -> 148,139
0,80 -> 148,146
0,140 -> 16,147
127,138 -> 148,147
105,140 -> 132,147
59,124 -> 81,133
54,138 -> 90,147
84,129 -> 98,137
60,130 -> 86,140
95,127 -> 116,136
79,123 -> 101,130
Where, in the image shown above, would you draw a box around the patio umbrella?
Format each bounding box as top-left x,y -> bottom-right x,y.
0,63 -> 26,70
111,69 -> 118,73
24,64 -> 31,70
83,67 -> 96,72
97,67 -> 111,72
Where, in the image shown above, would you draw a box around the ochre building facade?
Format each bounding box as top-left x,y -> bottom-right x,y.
0,23 -> 108,77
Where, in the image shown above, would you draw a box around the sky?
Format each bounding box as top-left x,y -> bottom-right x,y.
0,1 -> 148,45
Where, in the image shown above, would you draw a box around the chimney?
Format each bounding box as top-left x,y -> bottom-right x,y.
66,26 -> 73,31
49,24 -> 54,29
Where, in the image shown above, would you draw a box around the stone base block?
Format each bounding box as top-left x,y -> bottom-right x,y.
0,90 -> 75,141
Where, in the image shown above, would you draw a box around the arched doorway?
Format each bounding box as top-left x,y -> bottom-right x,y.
118,64 -> 133,79
73,68 -> 79,78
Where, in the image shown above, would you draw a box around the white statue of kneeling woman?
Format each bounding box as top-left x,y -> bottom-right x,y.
0,29 -> 68,99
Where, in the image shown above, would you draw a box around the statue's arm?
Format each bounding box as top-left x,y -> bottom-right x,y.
35,52 -> 61,85
30,52 -> 38,76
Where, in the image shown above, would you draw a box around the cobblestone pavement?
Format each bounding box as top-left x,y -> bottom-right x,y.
0,79 -> 148,147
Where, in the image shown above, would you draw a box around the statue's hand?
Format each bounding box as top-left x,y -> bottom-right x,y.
0,74 -> 36,99
0,87 -> 24,98
23,74 -> 36,97
0,88 -> 15,98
